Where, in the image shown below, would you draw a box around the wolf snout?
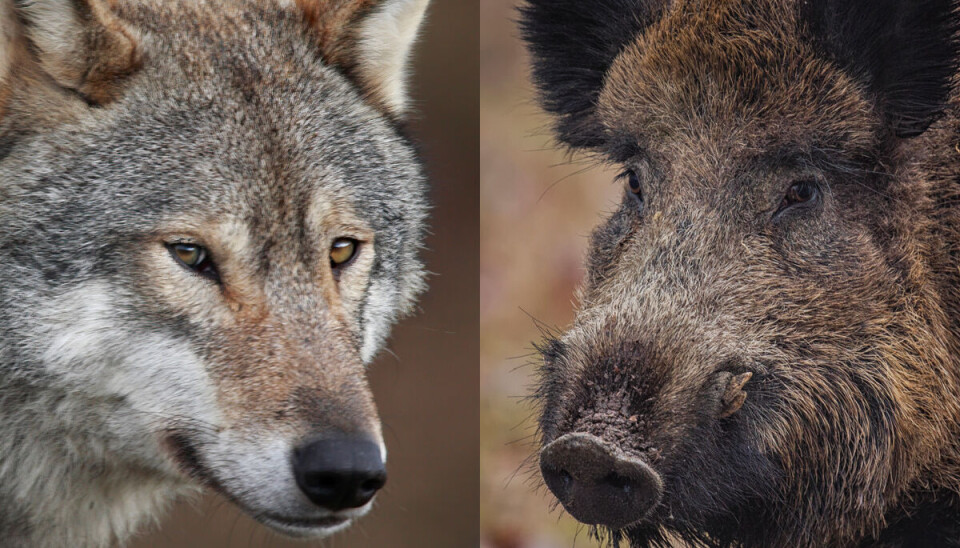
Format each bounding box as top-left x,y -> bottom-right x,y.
293,436 -> 386,512
540,432 -> 662,529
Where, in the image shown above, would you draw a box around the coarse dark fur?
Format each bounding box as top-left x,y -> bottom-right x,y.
521,0 -> 960,546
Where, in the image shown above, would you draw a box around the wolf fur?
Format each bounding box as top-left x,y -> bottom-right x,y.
0,0 -> 429,546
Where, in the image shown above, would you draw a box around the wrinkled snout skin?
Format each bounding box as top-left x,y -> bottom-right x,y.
524,0 -> 960,546
540,432 -> 663,529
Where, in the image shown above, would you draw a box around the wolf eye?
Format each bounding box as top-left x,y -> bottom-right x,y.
775,179 -> 819,217
330,238 -> 359,268
167,243 -> 220,282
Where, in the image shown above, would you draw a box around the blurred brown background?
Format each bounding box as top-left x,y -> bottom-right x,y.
131,1 -> 479,546
479,1 -> 621,547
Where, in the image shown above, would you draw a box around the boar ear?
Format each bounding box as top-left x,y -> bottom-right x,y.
296,0 -> 429,118
519,0 -> 665,149
801,0 -> 959,138
5,0 -> 140,105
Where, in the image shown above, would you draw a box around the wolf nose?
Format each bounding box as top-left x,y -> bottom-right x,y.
293,437 -> 386,511
540,432 -> 662,529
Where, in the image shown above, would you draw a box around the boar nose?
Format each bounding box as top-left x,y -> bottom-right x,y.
292,436 -> 386,511
540,432 -> 662,529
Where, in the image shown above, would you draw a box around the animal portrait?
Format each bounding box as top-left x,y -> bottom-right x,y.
0,0 -> 430,545
521,0 -> 960,546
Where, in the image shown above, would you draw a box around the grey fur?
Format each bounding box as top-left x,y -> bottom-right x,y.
0,0 -> 429,546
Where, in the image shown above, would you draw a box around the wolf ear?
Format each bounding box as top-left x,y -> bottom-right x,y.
296,0 -> 429,118
801,0 -> 960,138
1,0 -> 140,105
519,0 -> 665,149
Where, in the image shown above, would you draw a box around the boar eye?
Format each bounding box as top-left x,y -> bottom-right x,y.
622,170 -> 643,203
330,238 -> 359,269
167,243 -> 220,283
775,179 -> 819,218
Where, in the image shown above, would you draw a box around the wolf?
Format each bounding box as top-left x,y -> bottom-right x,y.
0,0 -> 430,546
522,0 -> 960,546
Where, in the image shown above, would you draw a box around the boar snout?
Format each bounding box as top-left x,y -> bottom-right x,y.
540,432 -> 663,529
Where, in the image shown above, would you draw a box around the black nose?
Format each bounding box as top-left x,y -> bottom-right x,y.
540,432 -> 662,529
292,437 -> 386,511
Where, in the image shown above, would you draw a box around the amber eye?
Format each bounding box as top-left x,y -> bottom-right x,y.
776,179 -> 819,217
167,243 -> 219,282
330,238 -> 359,268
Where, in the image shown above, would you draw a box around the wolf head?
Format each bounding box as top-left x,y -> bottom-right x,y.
523,0 -> 960,546
0,0 -> 428,544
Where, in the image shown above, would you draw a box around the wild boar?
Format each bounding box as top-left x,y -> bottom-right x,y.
521,0 -> 960,545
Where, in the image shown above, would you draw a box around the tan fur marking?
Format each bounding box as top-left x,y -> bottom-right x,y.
294,0 -> 375,66
138,194 -> 378,436
10,0 -> 141,104
307,188 -> 377,329
293,0 -> 426,116
75,0 -> 142,103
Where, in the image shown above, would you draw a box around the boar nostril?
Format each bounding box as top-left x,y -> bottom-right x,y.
602,472 -> 632,492
540,432 -> 663,529
560,469 -> 573,488
540,464 -> 574,500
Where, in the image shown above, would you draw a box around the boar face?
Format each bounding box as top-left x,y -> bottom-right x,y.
523,0 -> 960,545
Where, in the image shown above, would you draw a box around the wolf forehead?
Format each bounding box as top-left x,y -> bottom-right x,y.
3,0 -> 429,184
0,0 -> 429,357
2,57 -> 427,270
3,0 -> 428,245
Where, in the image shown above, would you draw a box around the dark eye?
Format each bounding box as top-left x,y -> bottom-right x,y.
775,179 -> 819,217
330,238 -> 359,269
167,243 -> 220,282
623,170 -> 643,202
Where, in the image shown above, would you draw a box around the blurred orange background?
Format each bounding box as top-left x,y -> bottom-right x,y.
131,1 -> 479,546
479,1 -> 622,547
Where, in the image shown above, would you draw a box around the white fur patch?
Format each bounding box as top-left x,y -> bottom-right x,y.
39,282 -> 219,429
15,281 -> 220,546
354,0 -> 430,116
208,432 -> 377,536
361,277 -> 398,362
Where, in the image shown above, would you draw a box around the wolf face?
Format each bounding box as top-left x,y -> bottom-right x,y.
0,0 -> 429,545
523,0 -> 960,546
